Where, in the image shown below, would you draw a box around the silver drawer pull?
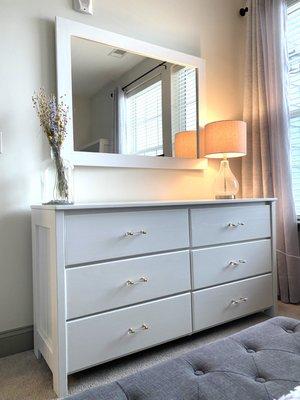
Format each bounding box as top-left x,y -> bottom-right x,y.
228,259 -> 247,267
227,222 -> 245,228
128,323 -> 149,334
125,230 -> 147,237
126,277 -> 149,286
229,261 -> 239,267
231,297 -> 248,305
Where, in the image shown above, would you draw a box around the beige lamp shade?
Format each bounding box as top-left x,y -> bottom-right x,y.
203,120 -> 247,158
174,131 -> 198,158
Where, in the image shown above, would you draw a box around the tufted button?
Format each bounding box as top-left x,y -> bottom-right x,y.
246,348 -> 256,353
285,329 -> 294,334
194,370 -> 205,376
255,377 -> 266,383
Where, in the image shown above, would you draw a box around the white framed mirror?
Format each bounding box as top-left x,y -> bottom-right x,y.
56,17 -> 207,169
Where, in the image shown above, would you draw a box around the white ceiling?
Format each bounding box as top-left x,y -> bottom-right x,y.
71,37 -> 147,97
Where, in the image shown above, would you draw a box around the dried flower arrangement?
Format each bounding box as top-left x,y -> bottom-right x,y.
32,89 -> 72,204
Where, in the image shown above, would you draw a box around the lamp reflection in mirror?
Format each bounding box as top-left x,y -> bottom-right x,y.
174,131 -> 197,158
203,120 -> 247,199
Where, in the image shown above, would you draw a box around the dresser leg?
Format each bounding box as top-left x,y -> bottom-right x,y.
33,330 -> 42,359
53,371 -> 68,398
264,303 -> 278,318
34,346 -> 41,360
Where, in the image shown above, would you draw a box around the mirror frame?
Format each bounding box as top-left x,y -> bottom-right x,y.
55,17 -> 207,170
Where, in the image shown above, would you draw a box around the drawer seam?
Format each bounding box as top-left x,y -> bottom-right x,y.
192,271 -> 272,291
64,238 -> 272,268
191,237 -> 271,251
67,290 -> 192,322
192,273 -> 272,294
65,247 -> 190,268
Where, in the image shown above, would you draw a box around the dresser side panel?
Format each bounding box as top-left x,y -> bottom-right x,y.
31,209 -> 68,397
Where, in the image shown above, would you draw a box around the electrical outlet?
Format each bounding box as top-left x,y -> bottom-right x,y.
73,0 -> 93,15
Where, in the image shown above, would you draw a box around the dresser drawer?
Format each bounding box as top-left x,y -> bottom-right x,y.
66,251 -> 190,319
65,209 -> 189,265
192,239 -> 271,289
193,274 -> 273,331
190,204 -> 270,247
67,293 -> 192,373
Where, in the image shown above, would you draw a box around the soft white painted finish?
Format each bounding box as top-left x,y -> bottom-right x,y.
67,293 -> 192,373
0,0 -> 245,335
66,250 -> 190,319
191,204 -> 271,246
31,209 -> 68,396
65,209 -> 189,265
32,199 -> 276,397
192,239 -> 272,289
69,148 -> 208,169
192,274 -> 273,331
31,198 -> 276,210
56,17 -> 207,170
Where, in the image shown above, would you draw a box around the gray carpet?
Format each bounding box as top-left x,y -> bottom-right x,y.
0,313 -> 269,400
1,302 -> 298,400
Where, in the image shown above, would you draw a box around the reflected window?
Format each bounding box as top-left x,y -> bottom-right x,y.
172,67 -> 197,137
123,79 -> 163,156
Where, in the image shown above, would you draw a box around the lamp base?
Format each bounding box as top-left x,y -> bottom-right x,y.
213,158 -> 239,199
215,194 -> 236,199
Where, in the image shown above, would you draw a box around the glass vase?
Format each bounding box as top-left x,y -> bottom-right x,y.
42,149 -> 74,205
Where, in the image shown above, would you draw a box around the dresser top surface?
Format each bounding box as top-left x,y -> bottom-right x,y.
31,198 -> 276,211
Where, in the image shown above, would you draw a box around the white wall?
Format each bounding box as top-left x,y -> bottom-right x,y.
0,0 -> 245,333
73,95 -> 92,149
90,85 -> 114,143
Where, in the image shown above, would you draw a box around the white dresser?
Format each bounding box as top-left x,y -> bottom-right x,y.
31,199 -> 277,397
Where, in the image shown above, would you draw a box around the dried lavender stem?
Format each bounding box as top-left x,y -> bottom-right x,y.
52,147 -> 68,200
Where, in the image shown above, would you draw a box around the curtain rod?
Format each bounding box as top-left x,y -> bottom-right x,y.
122,61 -> 167,91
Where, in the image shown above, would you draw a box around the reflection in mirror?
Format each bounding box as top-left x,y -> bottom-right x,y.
71,37 -> 198,158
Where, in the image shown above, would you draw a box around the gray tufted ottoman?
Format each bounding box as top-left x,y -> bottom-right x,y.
67,317 -> 300,400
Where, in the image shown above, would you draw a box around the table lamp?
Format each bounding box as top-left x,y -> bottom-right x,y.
203,120 -> 247,199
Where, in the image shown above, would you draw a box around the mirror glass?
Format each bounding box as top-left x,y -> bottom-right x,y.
71,36 -> 198,158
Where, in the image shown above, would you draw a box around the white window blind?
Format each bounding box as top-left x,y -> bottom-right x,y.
124,79 -> 163,156
172,66 -> 197,139
287,0 -> 300,213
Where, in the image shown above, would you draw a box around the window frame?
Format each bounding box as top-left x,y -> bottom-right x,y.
286,0 -> 300,216
171,65 -> 198,139
124,76 -> 164,156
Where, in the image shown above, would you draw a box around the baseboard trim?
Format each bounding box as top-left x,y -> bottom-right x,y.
0,325 -> 33,358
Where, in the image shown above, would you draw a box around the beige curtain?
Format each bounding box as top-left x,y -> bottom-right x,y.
242,0 -> 300,303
